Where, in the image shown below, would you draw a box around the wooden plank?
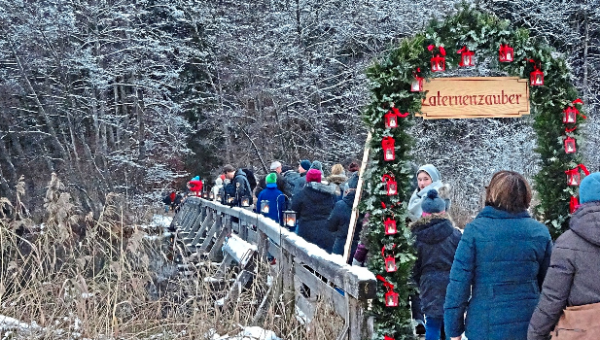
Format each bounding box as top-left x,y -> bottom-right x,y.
281,248 -> 295,321
295,294 -> 315,322
294,263 -> 347,318
347,295 -> 368,340
343,131 -> 371,263
246,227 -> 259,245
208,215 -> 231,262
198,214 -> 221,253
224,270 -> 254,304
213,253 -> 235,280
267,239 -> 281,262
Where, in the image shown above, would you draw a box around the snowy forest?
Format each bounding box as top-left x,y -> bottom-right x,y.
0,0 -> 599,221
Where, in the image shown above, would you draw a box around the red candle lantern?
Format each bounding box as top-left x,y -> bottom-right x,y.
565,164 -> 590,186
382,174 -> 398,196
499,44 -> 514,62
385,108 -> 399,129
563,99 -> 586,124
382,246 -> 397,273
564,137 -> 576,154
570,196 -> 581,214
381,137 -> 395,161
377,275 -> 399,307
384,217 -> 397,235
530,68 -> 544,86
428,45 -> 446,72
411,68 -> 423,92
384,336 -> 395,340
457,46 -> 475,67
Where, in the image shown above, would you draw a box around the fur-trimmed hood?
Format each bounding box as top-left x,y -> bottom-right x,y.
326,174 -> 347,185
410,214 -> 456,245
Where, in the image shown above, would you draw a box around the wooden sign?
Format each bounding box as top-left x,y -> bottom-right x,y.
418,77 -> 530,119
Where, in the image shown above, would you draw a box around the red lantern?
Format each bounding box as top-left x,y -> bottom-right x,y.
457,46 -> 475,67
385,290 -> 399,307
570,196 -> 581,214
411,68 -> 423,92
382,174 -> 397,196
431,55 -> 446,72
384,217 -> 397,235
565,164 -> 590,186
564,137 -> 576,154
499,44 -> 514,62
385,108 -> 399,129
530,68 -> 544,86
382,246 -> 397,273
563,99 -> 586,124
384,336 -> 395,340
381,137 -> 395,161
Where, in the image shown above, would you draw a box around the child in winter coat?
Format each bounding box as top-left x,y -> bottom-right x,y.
411,189 -> 461,340
256,173 -> 287,224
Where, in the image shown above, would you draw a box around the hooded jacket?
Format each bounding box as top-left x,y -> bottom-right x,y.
528,201 -> 600,340
256,183 -> 287,224
410,214 -> 462,318
407,165 -> 450,221
291,181 -> 336,253
444,206 -> 552,340
325,173 -> 348,202
327,190 -> 362,255
211,177 -> 224,200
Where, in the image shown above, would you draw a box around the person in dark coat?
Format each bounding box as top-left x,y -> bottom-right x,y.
528,172 -> 600,340
411,189 -> 461,340
291,160 -> 311,197
444,171 -> 552,340
327,173 -> 361,257
222,164 -> 253,207
256,173 -> 287,224
254,161 -> 291,198
291,168 -> 336,253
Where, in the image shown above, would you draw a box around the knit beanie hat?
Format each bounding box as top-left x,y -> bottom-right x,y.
580,172 -> 600,203
348,162 -> 360,173
266,173 -> 278,184
310,160 -> 323,172
300,160 -> 311,171
421,189 -> 446,214
306,169 -> 322,183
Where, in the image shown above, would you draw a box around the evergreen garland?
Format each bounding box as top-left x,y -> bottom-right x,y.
362,5 -> 585,339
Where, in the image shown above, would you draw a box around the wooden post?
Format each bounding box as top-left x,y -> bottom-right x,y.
343,132 -> 372,263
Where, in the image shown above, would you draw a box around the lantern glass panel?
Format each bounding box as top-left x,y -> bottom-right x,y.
565,138 -> 576,154
385,291 -> 399,307
387,182 -> 397,195
283,211 -> 297,228
226,195 -> 234,204
261,200 -> 270,214
506,51 -> 513,61
411,79 -> 422,92
564,109 -> 576,124
388,116 -> 397,128
216,194 -> 222,202
385,219 -> 397,235
385,257 -> 397,272
241,196 -> 250,207
384,149 -> 394,161
209,192 -> 214,200
568,173 -> 581,186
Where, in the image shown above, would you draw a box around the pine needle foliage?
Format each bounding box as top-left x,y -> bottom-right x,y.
362,5 -> 584,339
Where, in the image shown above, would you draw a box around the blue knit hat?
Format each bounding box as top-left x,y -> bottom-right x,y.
300,160 -> 311,171
310,160 -> 323,172
580,172 -> 600,204
421,189 -> 446,214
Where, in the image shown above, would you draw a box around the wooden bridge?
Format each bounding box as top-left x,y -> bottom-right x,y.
170,196 -> 377,340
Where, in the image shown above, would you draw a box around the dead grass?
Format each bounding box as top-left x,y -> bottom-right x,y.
0,175 -> 343,340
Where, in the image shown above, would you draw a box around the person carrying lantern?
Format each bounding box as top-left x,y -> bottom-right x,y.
291,168 -> 337,253
255,173 -> 287,224
411,189 -> 461,340
444,171 -> 552,340
407,164 -> 450,222
221,164 -> 253,207
211,175 -> 225,201
187,176 -> 203,196
528,172 -> 600,340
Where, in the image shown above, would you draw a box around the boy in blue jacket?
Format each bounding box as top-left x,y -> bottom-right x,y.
256,173 -> 287,225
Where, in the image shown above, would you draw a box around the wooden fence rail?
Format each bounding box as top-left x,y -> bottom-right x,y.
170,196 -> 376,340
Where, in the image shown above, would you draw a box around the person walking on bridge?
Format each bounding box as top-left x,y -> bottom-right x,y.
222,164 -> 253,207
256,173 -> 287,225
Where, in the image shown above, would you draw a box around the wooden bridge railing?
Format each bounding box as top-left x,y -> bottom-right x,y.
170,196 -> 376,340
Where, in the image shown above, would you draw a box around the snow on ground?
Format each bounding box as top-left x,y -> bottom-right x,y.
0,314 -> 37,332
209,326 -> 281,340
149,214 -> 173,229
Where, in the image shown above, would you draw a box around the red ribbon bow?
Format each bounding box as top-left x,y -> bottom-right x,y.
382,174 -> 394,183
376,274 -> 394,291
570,196 -> 580,214
565,126 -> 577,134
427,44 -> 446,56
457,46 -> 470,54
527,58 -> 542,70
566,164 -> 590,176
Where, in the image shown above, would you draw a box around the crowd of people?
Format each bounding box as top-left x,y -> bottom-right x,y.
167,162 -> 600,340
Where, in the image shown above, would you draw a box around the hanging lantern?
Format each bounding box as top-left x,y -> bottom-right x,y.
565,164 -> 590,186
241,196 -> 251,207
382,174 -> 398,196
428,45 -> 446,72
430,54 -> 446,72
530,68 -> 544,86
384,217 -> 397,235
564,137 -> 576,154
382,246 -> 397,273
384,336 -> 395,340
381,137 -> 395,161
499,44 -> 514,62
457,46 -> 475,67
260,200 -> 270,214
216,193 -> 222,202
283,210 -> 297,228
563,99 -> 586,124
385,290 -> 399,307
411,68 -> 423,92
384,108 -> 399,129
570,196 -> 581,214
226,195 -> 235,204
209,192 -> 214,200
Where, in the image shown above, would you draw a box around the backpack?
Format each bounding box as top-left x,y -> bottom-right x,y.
241,168 -> 257,192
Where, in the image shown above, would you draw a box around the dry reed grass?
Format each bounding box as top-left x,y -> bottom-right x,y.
0,174 -> 343,340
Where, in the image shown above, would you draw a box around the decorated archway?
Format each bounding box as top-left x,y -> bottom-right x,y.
361,6 -> 588,339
